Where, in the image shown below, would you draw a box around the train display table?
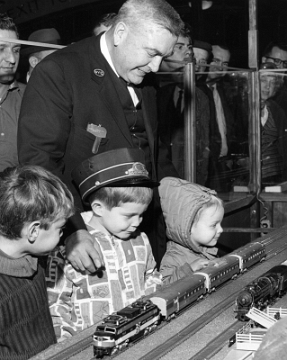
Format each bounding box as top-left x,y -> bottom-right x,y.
31,226 -> 287,360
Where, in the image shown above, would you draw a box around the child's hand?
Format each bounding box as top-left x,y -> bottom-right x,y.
190,258 -> 210,272
146,270 -> 162,286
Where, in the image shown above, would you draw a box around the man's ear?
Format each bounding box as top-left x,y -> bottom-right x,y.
91,200 -> 106,217
27,221 -> 41,243
262,56 -> 267,63
114,21 -> 128,46
28,55 -> 39,69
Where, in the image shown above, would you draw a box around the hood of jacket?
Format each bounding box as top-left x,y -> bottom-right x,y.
158,177 -> 218,254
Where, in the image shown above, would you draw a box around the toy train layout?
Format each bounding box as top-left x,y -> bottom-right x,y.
93,242 -> 267,358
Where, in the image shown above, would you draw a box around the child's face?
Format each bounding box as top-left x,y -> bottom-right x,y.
30,217 -> 66,256
101,202 -> 148,240
190,205 -> 224,247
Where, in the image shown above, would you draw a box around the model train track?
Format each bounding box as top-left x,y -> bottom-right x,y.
31,228 -> 287,360
138,291 -> 244,360
133,245 -> 287,360
188,320 -> 244,360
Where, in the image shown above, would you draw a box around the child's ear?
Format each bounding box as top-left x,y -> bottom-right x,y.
27,221 -> 41,243
91,200 -> 105,217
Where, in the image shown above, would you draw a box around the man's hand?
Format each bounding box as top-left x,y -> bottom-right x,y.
65,229 -> 104,273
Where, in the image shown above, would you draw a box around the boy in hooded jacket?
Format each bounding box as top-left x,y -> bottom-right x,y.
159,177 -> 224,285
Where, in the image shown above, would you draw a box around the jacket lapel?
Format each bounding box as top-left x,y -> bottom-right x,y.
89,36 -> 134,146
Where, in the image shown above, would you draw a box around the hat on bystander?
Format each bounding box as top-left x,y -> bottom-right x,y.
21,28 -> 63,56
193,40 -> 212,53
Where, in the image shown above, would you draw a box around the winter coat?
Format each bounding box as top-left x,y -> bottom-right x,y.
159,177 -> 218,285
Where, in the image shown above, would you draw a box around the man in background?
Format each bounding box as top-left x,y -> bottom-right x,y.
0,14 -> 25,172
198,44 -> 235,191
93,13 -> 117,36
21,28 -> 62,82
262,42 -> 287,118
193,40 -> 211,78
158,25 -> 210,185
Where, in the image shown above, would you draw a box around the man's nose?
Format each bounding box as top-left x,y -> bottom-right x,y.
149,56 -> 163,73
186,47 -> 192,58
215,63 -> 223,71
4,48 -> 16,64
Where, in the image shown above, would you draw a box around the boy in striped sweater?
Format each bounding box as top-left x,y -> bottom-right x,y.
0,165 -> 74,359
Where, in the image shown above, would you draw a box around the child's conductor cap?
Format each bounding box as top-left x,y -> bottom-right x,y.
72,148 -> 158,202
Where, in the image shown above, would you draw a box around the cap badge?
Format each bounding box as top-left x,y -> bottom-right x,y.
125,162 -> 148,176
93,69 -> 105,77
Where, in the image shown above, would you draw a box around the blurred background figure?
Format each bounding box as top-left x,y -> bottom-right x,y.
21,28 -> 62,82
0,13 -> 25,172
259,62 -> 287,186
207,45 -> 230,81
193,40 -> 211,79
93,13 -> 117,36
262,42 -> 287,70
262,42 -> 287,119
158,24 -> 210,185
198,44 -> 235,192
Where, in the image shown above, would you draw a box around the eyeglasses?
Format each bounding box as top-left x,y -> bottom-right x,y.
195,59 -> 207,65
265,56 -> 287,68
211,58 -> 229,68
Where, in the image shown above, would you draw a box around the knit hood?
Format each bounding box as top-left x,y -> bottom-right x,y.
159,177 -> 218,254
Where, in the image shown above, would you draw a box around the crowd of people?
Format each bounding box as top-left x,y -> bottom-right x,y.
0,0 -> 286,358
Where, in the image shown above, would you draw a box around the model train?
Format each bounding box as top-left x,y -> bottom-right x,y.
235,261 -> 287,321
93,241 -> 266,357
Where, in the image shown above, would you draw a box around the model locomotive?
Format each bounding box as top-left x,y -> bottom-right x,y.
93,241 -> 265,357
93,299 -> 160,358
235,262 -> 287,321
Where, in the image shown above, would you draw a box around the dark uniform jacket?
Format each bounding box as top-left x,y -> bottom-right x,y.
18,35 -> 176,208
18,34 -> 177,265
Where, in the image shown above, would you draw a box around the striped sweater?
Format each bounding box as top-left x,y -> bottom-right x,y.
0,251 -> 56,359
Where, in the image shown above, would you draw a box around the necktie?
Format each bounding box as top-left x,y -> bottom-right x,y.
176,89 -> 183,114
119,77 -> 141,107
128,83 -> 142,105
212,85 -> 228,157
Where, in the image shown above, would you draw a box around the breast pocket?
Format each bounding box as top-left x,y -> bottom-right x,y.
66,125 -> 109,164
